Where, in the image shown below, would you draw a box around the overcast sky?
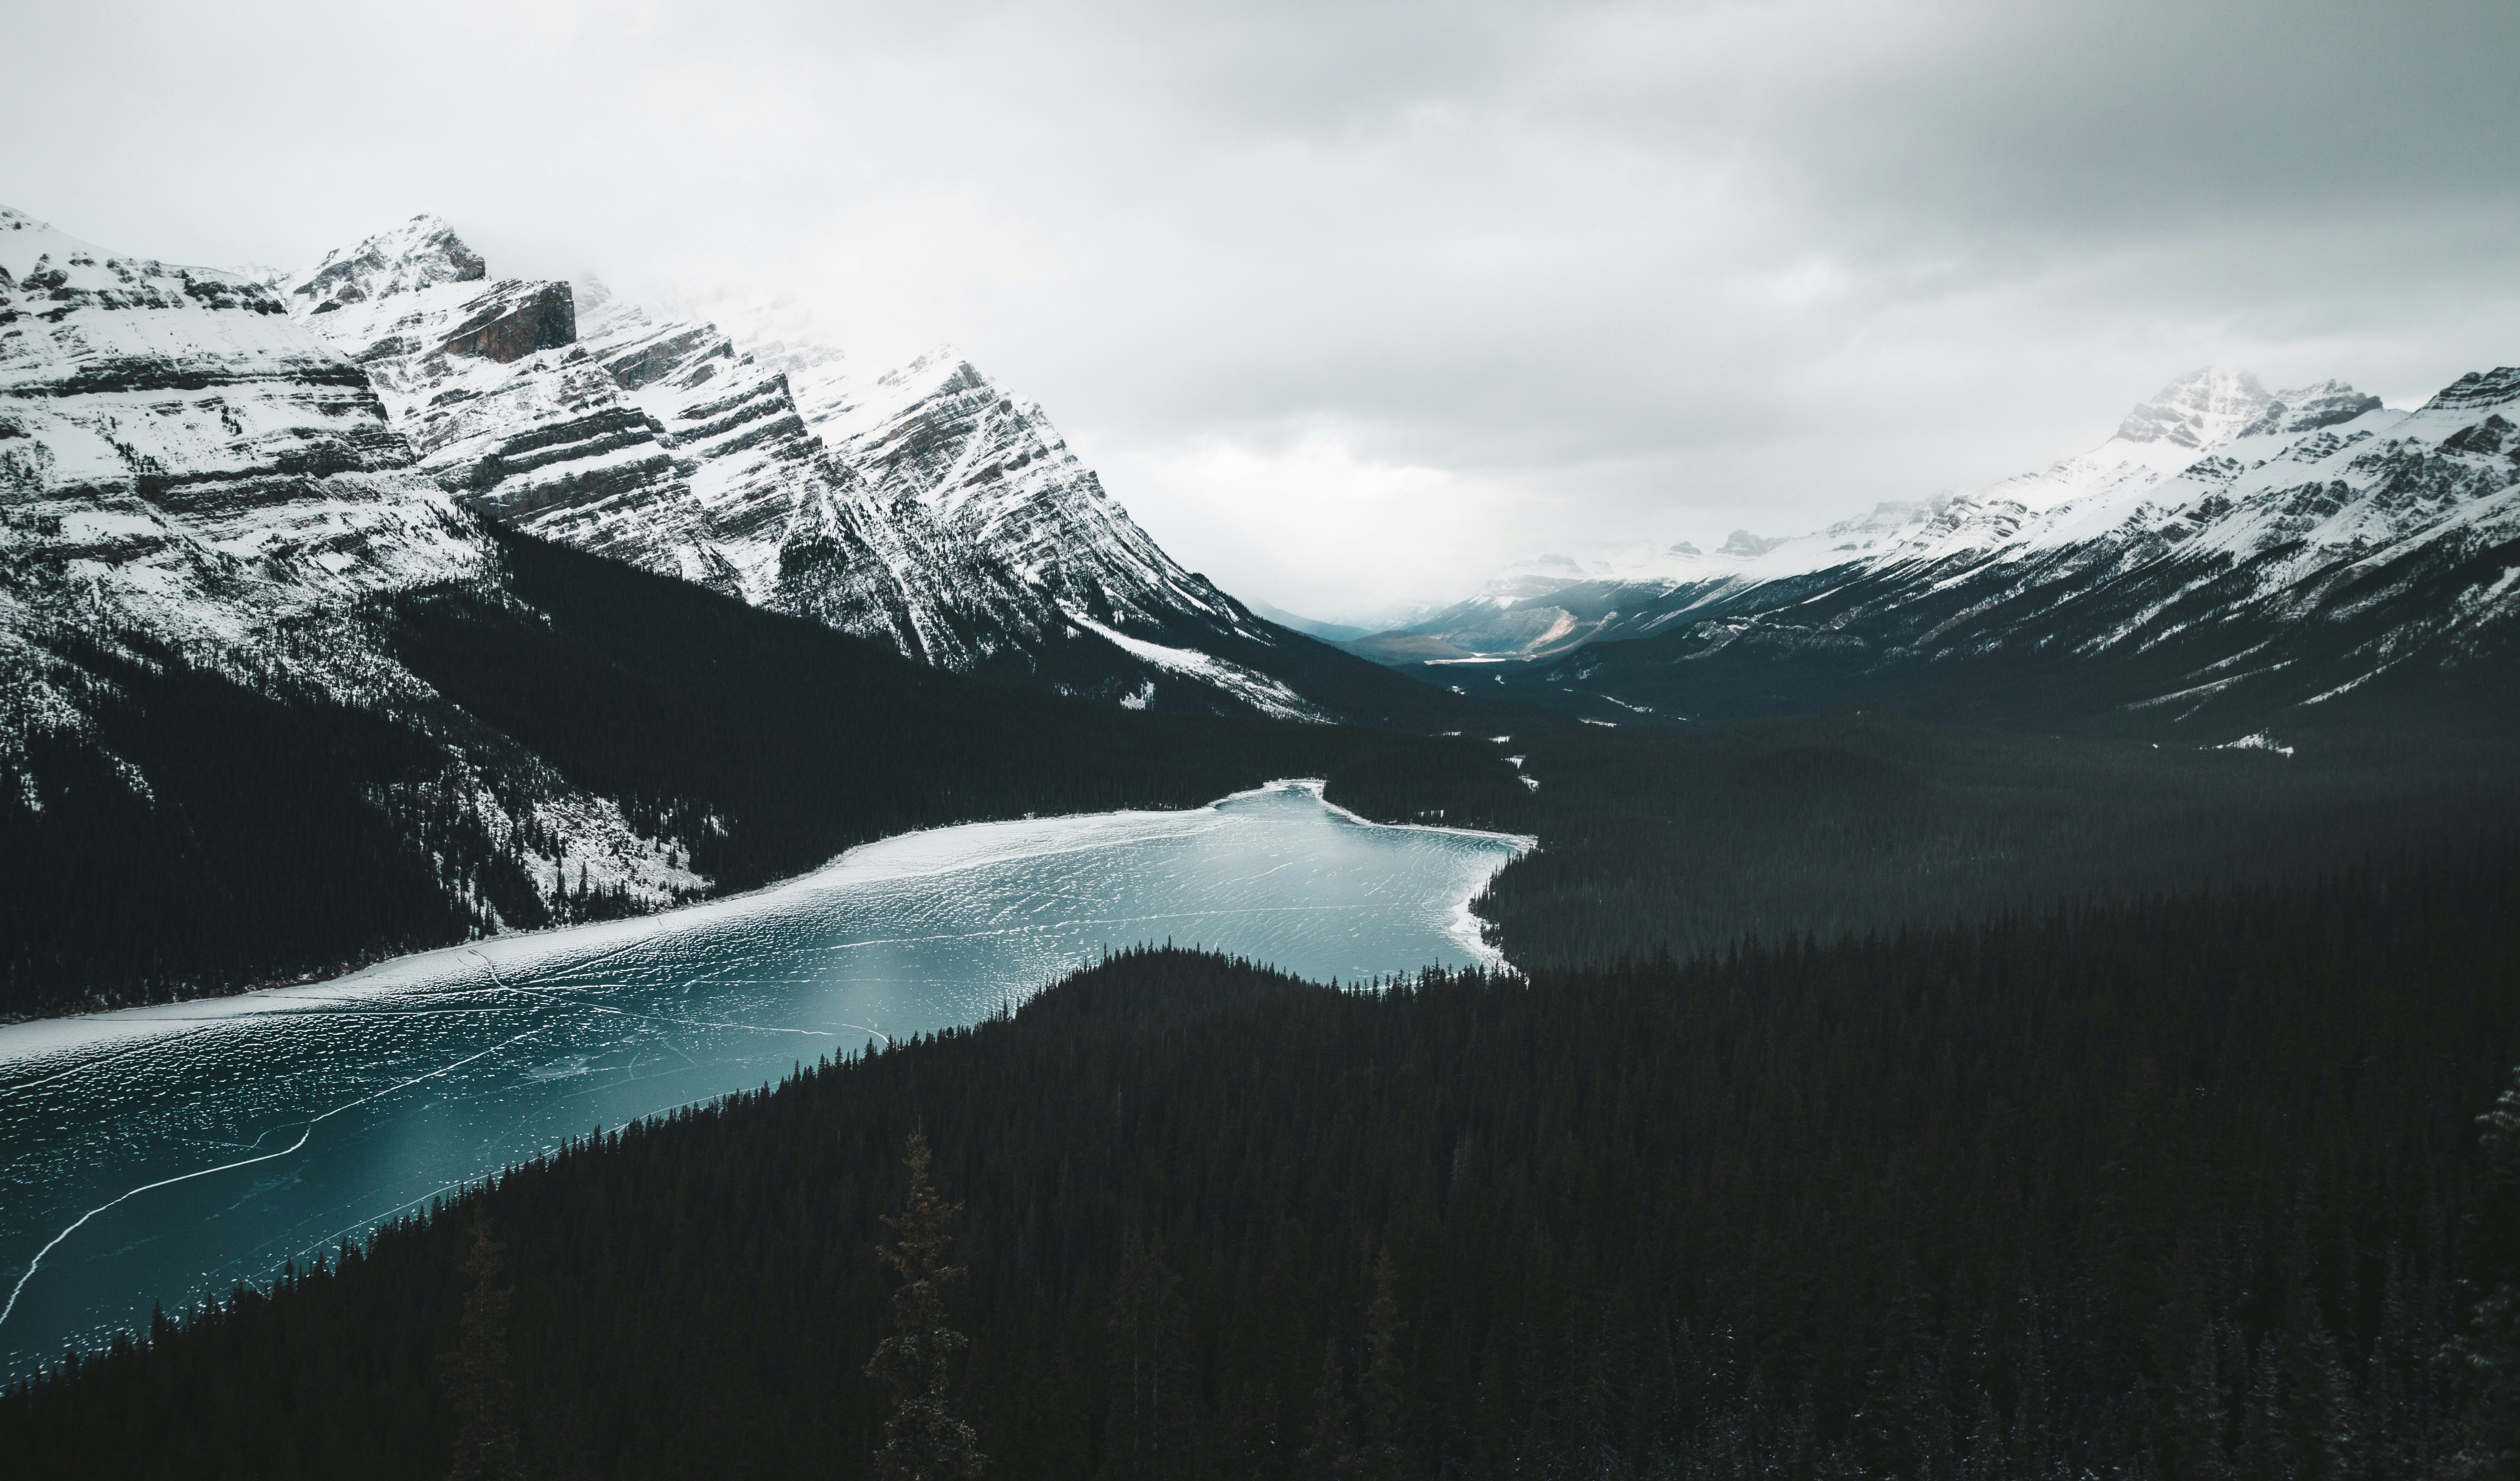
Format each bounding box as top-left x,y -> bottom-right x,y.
9,0 -> 2517,620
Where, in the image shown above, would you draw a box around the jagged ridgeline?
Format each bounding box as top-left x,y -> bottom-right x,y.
7,840 -> 2516,1480
1377,367 -> 2520,746
0,204 -> 1532,1017
274,213 -> 1483,725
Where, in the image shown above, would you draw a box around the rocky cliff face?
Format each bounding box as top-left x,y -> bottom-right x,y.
0,206 -> 480,652
1,205 -> 704,923
281,218 -> 1370,721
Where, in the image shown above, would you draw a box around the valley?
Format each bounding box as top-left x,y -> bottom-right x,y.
1,202 -> 1536,1018
6,193 -> 2519,1481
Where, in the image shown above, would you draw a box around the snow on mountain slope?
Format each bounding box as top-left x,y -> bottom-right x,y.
0,206 -> 480,646
283,217 -> 1434,723
282,228 -> 718,587
1466,363 -> 2520,740
1,204 -> 702,919
1376,368 -> 2422,667
287,215 -> 487,309
787,347 -> 1258,643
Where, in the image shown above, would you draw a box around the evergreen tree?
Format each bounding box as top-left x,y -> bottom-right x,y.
866,1125 -> 986,1481
1297,1339 -> 1355,1481
9,845 -> 2520,1481
443,1219 -> 524,1481
1099,1227 -> 1191,1481
2174,1321 -> 2229,1481
1356,1250 -> 1406,1481
2445,1066 -> 2520,1481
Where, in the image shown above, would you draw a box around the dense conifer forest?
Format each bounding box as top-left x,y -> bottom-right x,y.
1466,713 -> 2520,965
9,838 -> 2516,1480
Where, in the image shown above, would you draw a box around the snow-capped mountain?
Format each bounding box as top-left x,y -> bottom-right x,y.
1,203 -> 1528,1014
0,202 -> 486,781
1,204 -> 709,922
281,216 -> 1449,724
1378,366 -> 2520,741
1368,369 -> 2394,665
0,207 -> 481,642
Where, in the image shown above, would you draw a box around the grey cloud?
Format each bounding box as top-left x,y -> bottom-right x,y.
4,0 -> 2514,608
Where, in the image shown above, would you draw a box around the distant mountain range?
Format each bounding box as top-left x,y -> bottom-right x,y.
1355,366 -> 2520,744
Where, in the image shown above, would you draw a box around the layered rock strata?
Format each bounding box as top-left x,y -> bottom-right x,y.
286,217 -> 1329,718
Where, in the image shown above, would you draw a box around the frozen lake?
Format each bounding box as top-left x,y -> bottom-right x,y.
0,780 -> 1526,1377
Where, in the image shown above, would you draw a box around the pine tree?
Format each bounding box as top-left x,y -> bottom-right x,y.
2174,1321 -> 2228,1481
444,1218 -> 524,1481
1099,1227 -> 1191,1481
1354,1250 -> 1409,1481
1962,1382 -> 2003,1481
1298,1337 -> 1356,1481
2444,1066 -> 2520,1481
866,1124 -> 986,1481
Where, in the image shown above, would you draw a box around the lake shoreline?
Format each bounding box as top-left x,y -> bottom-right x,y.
2,778 -> 1533,1039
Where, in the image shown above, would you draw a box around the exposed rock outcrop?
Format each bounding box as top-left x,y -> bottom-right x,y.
282,216 -> 1392,721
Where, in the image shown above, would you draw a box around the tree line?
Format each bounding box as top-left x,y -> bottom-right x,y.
11,524 -> 2515,1024
0,527 -> 1528,1019
7,834 -> 2517,1479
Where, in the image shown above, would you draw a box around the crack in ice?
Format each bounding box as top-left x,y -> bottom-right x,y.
0,1026 -> 543,1332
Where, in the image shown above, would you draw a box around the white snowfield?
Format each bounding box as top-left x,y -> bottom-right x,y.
1063,608 -> 1324,723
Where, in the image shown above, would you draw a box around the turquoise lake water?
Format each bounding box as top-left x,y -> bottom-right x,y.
0,781 -> 1526,1376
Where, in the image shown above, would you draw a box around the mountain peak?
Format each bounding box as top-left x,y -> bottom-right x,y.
0,204 -> 105,282
2420,366 -> 2520,416
875,344 -> 986,396
2237,380 -> 2386,438
286,214 -> 487,315
2113,367 -> 2272,450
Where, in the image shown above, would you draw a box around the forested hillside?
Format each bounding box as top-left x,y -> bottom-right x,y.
0,528 -> 1534,1020
17,535 -> 2514,1021
9,839 -> 2517,1480
1467,713 -> 2520,965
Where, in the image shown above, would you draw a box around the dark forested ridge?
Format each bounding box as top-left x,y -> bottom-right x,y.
10,839 -> 2518,1480
0,528 -> 1534,1020
1465,711 -> 2520,967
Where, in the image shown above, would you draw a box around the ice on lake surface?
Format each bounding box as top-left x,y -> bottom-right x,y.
0,781 -> 1526,1376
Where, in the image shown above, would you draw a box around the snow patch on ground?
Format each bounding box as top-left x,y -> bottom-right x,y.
1064,609 -> 1325,722
520,792 -> 712,912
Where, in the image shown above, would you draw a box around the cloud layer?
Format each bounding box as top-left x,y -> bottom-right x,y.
9,0 -> 2516,618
